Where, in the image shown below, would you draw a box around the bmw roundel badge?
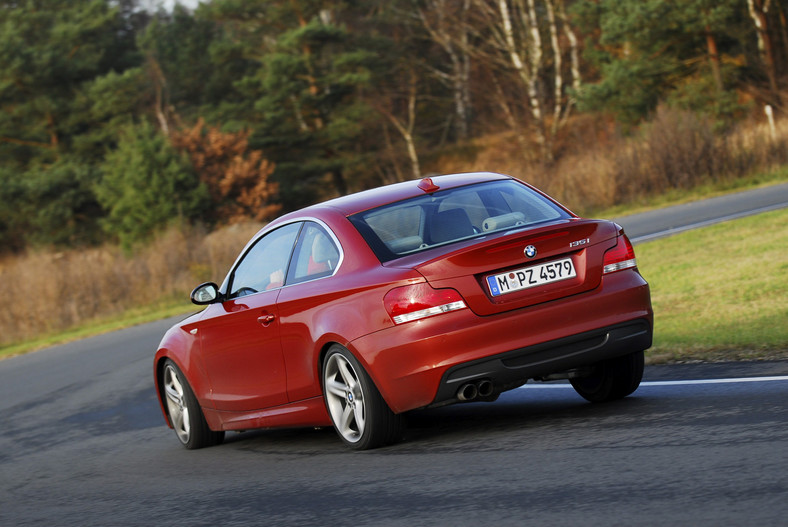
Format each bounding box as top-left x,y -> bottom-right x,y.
524,245 -> 537,258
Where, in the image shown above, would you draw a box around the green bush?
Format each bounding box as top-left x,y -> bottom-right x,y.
95,121 -> 209,248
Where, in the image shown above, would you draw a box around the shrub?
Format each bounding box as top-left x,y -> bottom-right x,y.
95,121 -> 210,248
170,119 -> 281,224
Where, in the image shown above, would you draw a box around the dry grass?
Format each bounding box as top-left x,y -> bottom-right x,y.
0,222 -> 262,348
432,107 -> 788,214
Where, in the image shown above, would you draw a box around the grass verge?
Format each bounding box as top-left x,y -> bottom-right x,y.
0,300 -> 193,360
638,207 -> 788,363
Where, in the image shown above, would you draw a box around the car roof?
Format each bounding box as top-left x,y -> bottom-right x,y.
285,172 -> 514,220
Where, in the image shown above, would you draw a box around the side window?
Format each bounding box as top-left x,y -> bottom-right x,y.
228,222 -> 302,298
288,222 -> 340,285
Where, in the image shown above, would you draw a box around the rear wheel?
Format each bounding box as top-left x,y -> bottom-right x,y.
322,345 -> 404,450
162,359 -> 225,449
570,350 -> 644,403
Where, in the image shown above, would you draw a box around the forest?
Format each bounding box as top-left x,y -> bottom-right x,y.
2,0 -> 788,253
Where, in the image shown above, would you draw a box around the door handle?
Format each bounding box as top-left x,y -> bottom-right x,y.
257,314 -> 276,326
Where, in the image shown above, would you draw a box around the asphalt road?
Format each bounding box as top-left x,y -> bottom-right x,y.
1,327 -> 787,526
612,181 -> 788,243
2,184 -> 788,526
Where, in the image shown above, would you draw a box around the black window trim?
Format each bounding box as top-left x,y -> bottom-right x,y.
221,217 -> 344,298
286,220 -> 344,287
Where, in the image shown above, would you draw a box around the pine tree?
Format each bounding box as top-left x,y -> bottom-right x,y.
574,0 -> 747,124
0,0 -> 144,249
95,121 -> 209,248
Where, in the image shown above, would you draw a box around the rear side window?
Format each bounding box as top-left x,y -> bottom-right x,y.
288,222 -> 341,284
349,180 -> 570,262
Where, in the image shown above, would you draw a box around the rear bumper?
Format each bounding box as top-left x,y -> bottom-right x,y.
348,270 -> 652,413
431,318 -> 652,406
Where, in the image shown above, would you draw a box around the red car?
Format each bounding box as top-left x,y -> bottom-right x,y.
154,172 -> 652,450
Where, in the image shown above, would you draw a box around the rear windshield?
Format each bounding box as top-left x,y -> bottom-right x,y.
349,180 -> 571,262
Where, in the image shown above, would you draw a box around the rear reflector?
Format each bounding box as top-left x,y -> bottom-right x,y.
384,283 -> 467,324
603,234 -> 637,274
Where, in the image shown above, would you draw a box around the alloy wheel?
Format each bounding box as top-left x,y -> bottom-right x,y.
324,353 -> 366,443
163,364 -> 191,444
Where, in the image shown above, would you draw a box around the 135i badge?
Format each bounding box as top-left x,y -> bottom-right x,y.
569,238 -> 590,248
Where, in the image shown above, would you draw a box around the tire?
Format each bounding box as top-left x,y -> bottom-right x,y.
570,350 -> 644,403
161,359 -> 225,449
322,345 -> 404,450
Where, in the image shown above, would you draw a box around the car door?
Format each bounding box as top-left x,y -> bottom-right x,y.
276,221 -> 343,402
197,222 -> 302,413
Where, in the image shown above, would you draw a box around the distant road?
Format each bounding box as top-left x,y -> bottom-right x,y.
612,181 -> 788,243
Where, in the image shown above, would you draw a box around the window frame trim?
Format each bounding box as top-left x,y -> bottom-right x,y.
285,219 -> 345,287
220,217 -> 344,298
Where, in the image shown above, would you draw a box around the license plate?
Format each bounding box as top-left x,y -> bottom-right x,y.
487,258 -> 576,297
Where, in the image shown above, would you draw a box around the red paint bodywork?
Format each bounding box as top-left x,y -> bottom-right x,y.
154,173 -> 652,433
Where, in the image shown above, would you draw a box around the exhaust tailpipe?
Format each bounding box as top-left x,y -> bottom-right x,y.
457,383 -> 478,401
477,379 -> 494,398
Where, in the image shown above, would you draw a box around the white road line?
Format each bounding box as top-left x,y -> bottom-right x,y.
519,376 -> 788,388
640,376 -> 788,386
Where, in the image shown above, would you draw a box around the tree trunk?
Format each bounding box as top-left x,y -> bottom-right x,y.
47,112 -> 60,148
776,1 -> 788,75
418,0 -> 473,140
546,0 -> 563,139
747,0 -> 780,105
146,55 -> 170,135
379,123 -> 406,184
402,77 -> 422,179
459,0 -> 472,138
330,169 -> 348,196
705,26 -> 724,94
496,0 -> 550,160
376,71 -> 422,180
490,70 -> 531,156
558,0 -> 581,121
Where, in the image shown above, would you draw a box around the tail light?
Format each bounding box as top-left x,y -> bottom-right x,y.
384,283 -> 467,324
603,234 -> 637,274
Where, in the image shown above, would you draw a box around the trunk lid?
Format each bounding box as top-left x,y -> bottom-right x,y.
389,219 -> 619,316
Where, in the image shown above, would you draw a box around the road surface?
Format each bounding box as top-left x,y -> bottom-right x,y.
1,327 -> 787,525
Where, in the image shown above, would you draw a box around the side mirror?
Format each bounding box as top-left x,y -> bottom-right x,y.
190,282 -> 222,305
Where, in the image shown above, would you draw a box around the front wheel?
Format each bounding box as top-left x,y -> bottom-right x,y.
322,345 -> 404,450
570,350 -> 644,403
161,359 -> 225,449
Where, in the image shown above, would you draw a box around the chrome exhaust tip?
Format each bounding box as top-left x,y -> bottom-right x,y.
457,383 -> 479,401
477,379 -> 494,398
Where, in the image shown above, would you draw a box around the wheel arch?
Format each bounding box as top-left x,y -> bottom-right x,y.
153,323 -> 214,430
153,351 -> 176,428
315,339 -> 399,414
